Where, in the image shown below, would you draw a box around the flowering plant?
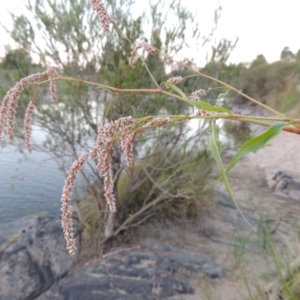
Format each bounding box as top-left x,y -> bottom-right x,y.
1,0 -> 300,257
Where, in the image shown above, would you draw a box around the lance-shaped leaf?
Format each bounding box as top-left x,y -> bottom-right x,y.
209,120 -> 255,230
189,100 -> 232,114
164,82 -> 190,101
225,122 -> 287,174
164,82 -> 232,114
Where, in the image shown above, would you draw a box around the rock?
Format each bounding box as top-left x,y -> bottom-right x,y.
214,189 -> 236,209
215,189 -> 259,231
0,214 -> 37,254
237,210 -> 259,231
36,238 -> 223,299
0,215 -> 80,300
0,214 -> 223,300
143,238 -> 224,278
222,212 -> 236,224
168,248 -> 223,278
38,244 -> 224,300
37,250 -> 196,300
202,226 -> 213,238
143,238 -> 173,251
265,166 -> 300,201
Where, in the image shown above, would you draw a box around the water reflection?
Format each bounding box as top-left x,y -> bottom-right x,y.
0,144 -> 65,223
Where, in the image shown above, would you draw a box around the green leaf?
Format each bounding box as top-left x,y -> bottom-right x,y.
209,120 -> 255,230
208,121 -> 222,161
225,122 -> 287,174
189,100 -> 232,114
164,82 -> 232,114
164,82 -> 190,101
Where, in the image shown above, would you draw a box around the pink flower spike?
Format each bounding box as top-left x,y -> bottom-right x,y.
91,117 -> 136,211
61,153 -> 90,256
24,101 -> 35,152
189,89 -> 206,100
136,41 -> 156,55
48,67 -> 57,103
167,76 -> 183,84
90,0 -> 111,32
3,68 -> 56,139
0,94 -> 10,139
121,117 -> 172,167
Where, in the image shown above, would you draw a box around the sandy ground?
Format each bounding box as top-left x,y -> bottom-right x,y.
211,130 -> 300,299
138,129 -> 300,300
247,130 -> 300,177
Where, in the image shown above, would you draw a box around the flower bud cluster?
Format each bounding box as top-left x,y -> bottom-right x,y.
90,0 -> 111,32
61,153 -> 90,256
0,66 -> 56,139
189,89 -> 206,100
167,76 -> 184,84
129,41 -> 156,68
91,117 -> 137,212
121,117 -> 172,167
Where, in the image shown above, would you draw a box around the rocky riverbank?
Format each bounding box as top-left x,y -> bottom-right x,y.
1,105 -> 300,299
0,214 -> 224,300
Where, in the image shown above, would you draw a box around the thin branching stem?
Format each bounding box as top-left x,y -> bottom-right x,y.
196,71 -> 288,119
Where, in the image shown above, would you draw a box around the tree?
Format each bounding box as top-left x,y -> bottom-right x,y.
280,46 -> 295,61
250,54 -> 267,68
1,48 -> 32,73
296,49 -> 300,62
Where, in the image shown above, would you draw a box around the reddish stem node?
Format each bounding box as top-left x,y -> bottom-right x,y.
283,126 -> 300,135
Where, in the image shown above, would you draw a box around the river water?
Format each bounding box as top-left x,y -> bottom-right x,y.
0,112 -> 232,224
0,144 -> 65,223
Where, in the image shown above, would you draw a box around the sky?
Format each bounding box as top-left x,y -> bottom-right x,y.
216,0 -> 300,64
0,0 -> 300,65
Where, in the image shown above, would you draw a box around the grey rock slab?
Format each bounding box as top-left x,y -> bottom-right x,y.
0,215 -> 80,300
143,237 -> 174,251
265,166 -> 300,201
37,250 -> 196,300
144,239 -> 224,278
0,214 -> 38,254
169,248 -> 215,270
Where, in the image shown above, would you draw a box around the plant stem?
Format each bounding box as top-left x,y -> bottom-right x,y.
195,72 -> 288,119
